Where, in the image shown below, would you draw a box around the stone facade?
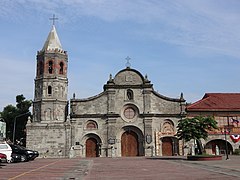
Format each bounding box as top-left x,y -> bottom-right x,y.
70,68 -> 186,157
26,25 -> 186,158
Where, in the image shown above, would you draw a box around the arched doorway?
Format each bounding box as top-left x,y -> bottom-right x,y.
86,138 -> 99,157
121,130 -> 139,156
161,137 -> 179,156
205,139 -> 233,155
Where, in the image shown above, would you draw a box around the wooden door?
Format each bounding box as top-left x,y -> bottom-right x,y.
86,138 -> 98,157
162,137 -> 173,156
121,131 -> 138,157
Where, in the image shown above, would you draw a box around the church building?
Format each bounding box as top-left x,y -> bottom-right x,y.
26,25 -> 186,158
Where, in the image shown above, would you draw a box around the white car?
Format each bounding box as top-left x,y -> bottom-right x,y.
0,142 -> 13,163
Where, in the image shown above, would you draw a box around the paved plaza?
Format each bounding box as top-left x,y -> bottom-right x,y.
0,156 -> 239,180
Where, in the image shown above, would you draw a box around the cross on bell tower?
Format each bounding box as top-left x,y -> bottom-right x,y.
49,14 -> 58,25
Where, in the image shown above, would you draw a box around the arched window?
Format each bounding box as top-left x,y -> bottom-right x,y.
127,89 -> 133,100
48,61 -> 53,74
59,62 -> 64,74
48,86 -> 52,95
86,120 -> 98,129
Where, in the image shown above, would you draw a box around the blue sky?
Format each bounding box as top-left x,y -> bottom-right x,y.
1,0 -> 240,111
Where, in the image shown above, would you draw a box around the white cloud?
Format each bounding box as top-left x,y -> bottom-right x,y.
1,0 -> 239,58
1,0 -> 240,60
1,0 -> 240,110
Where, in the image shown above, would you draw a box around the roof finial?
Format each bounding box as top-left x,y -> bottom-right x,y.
49,14 -> 58,26
125,56 -> 131,69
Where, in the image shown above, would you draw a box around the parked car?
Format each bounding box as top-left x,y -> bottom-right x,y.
0,152 -> 7,163
9,144 -> 35,162
0,142 -> 13,163
16,145 -> 39,160
11,153 -> 22,163
30,149 -> 39,160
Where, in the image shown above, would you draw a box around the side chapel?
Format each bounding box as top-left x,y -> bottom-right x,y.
26,24 -> 186,157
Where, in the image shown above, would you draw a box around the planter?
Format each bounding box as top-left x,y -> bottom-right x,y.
187,155 -> 222,161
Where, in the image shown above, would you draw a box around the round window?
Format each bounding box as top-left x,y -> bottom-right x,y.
124,107 -> 136,119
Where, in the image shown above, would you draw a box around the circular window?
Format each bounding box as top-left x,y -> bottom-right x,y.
121,104 -> 138,123
123,107 -> 136,119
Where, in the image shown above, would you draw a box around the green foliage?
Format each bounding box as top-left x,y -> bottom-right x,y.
176,116 -> 218,142
16,95 -> 32,114
0,94 -> 32,145
1,105 -> 18,140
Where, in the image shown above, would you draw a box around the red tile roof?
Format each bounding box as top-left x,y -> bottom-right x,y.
187,93 -> 240,111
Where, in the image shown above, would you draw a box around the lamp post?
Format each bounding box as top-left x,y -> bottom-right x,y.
13,112 -> 30,144
223,126 -> 230,160
224,130 -> 228,160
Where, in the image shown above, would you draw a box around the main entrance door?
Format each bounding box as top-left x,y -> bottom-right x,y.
162,137 -> 173,156
121,131 -> 138,157
86,138 -> 99,157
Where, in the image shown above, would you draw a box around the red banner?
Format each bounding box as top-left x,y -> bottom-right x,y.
230,135 -> 240,143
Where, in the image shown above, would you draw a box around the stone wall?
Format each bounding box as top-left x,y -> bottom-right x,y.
26,121 -> 71,158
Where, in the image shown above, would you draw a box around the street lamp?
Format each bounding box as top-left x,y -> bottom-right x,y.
13,112 -> 30,144
224,127 -> 230,160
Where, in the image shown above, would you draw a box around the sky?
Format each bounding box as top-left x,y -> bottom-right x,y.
1,0 -> 240,111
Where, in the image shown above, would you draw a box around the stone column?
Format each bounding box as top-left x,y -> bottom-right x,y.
142,89 -> 151,113
107,90 -> 115,113
144,118 -> 153,156
107,118 -> 117,157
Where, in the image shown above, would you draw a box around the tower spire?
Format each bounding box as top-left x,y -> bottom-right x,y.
42,25 -> 62,51
42,15 -> 62,51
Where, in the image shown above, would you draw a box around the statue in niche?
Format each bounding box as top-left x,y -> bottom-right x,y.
127,89 -> 133,100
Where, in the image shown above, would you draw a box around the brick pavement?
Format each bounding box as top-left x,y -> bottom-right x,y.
0,158 -> 91,180
85,156 -> 240,180
0,156 -> 239,180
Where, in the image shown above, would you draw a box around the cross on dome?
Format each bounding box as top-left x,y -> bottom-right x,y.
125,56 -> 131,68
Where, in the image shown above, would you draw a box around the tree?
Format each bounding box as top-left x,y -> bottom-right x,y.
176,116 -> 218,154
0,94 -> 31,146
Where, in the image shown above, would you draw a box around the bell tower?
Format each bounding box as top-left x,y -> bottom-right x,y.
33,24 -> 68,122
27,18 -> 71,157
